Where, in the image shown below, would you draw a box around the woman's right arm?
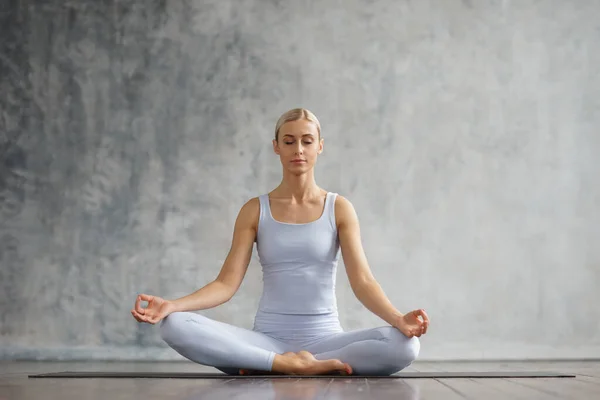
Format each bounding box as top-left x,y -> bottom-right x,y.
168,197 -> 260,313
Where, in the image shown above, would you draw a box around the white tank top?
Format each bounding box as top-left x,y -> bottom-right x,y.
255,192 -> 341,315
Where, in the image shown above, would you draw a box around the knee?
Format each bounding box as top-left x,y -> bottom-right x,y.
379,327 -> 420,370
159,312 -> 193,345
401,335 -> 420,366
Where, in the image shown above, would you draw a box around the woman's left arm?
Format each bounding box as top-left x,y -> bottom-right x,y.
336,195 -> 429,338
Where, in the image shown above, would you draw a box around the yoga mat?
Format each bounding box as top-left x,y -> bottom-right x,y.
28,371 -> 576,379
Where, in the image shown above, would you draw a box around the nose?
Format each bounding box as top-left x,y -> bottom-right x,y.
294,141 -> 303,154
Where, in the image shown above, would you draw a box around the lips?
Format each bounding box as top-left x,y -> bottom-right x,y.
291,159 -> 306,163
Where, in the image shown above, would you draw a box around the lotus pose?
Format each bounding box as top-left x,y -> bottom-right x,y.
131,108 -> 429,376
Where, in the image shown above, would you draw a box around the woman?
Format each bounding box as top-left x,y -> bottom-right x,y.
131,108 -> 429,376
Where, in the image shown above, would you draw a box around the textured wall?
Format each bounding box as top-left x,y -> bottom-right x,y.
1,0 -> 599,361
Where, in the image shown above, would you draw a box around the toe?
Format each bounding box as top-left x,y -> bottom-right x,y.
345,363 -> 353,375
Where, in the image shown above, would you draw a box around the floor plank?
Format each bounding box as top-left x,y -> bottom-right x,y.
479,378 -> 564,399
402,378 -> 466,400
436,378 -> 521,400
505,377 -> 598,399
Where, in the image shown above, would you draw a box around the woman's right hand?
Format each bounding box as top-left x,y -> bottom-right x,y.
131,294 -> 176,324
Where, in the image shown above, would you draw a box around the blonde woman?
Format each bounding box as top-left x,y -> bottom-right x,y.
131,108 -> 429,376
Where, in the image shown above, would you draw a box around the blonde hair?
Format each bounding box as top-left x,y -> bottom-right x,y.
274,108 -> 321,141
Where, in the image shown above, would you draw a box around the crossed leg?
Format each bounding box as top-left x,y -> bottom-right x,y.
160,312 -> 287,374
159,312 -> 351,375
303,326 -> 420,376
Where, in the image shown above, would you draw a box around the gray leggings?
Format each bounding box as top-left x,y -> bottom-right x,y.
159,312 -> 420,376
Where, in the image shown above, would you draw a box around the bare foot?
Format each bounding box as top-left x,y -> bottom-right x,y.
271,351 -> 352,376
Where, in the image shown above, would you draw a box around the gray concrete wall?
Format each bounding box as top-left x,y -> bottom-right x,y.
1,0 -> 599,361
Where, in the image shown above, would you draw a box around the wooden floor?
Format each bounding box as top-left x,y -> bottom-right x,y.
1,360 -> 599,399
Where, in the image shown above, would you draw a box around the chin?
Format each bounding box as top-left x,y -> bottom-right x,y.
286,166 -> 312,176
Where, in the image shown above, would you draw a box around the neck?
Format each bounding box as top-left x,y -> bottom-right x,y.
276,169 -> 322,201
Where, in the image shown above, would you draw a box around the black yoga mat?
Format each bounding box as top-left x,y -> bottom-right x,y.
28,371 -> 576,379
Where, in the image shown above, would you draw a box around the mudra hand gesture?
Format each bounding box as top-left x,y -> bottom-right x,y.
130,294 -> 175,325
396,309 -> 429,338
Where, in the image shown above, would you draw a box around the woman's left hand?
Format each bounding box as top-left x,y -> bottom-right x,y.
395,309 -> 429,338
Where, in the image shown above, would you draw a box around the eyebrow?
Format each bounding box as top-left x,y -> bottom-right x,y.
282,133 -> 315,138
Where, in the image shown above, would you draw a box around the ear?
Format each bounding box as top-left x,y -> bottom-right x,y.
272,139 -> 280,155
318,137 -> 324,154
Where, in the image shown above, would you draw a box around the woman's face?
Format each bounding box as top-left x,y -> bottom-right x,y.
273,119 -> 323,174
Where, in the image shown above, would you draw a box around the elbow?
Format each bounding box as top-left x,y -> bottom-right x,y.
214,278 -> 238,301
350,276 -> 377,297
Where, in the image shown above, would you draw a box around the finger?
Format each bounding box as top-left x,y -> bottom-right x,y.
140,314 -> 152,323
411,314 -> 425,328
412,309 -> 422,321
132,309 -> 152,324
418,309 -> 430,324
138,293 -> 154,302
131,310 -> 144,323
132,309 -> 145,321
135,295 -> 145,314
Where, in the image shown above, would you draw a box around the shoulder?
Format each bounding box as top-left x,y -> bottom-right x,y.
332,193 -> 353,211
332,194 -> 358,228
236,196 -> 261,229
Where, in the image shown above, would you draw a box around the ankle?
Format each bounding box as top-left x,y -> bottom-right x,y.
272,353 -> 303,374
